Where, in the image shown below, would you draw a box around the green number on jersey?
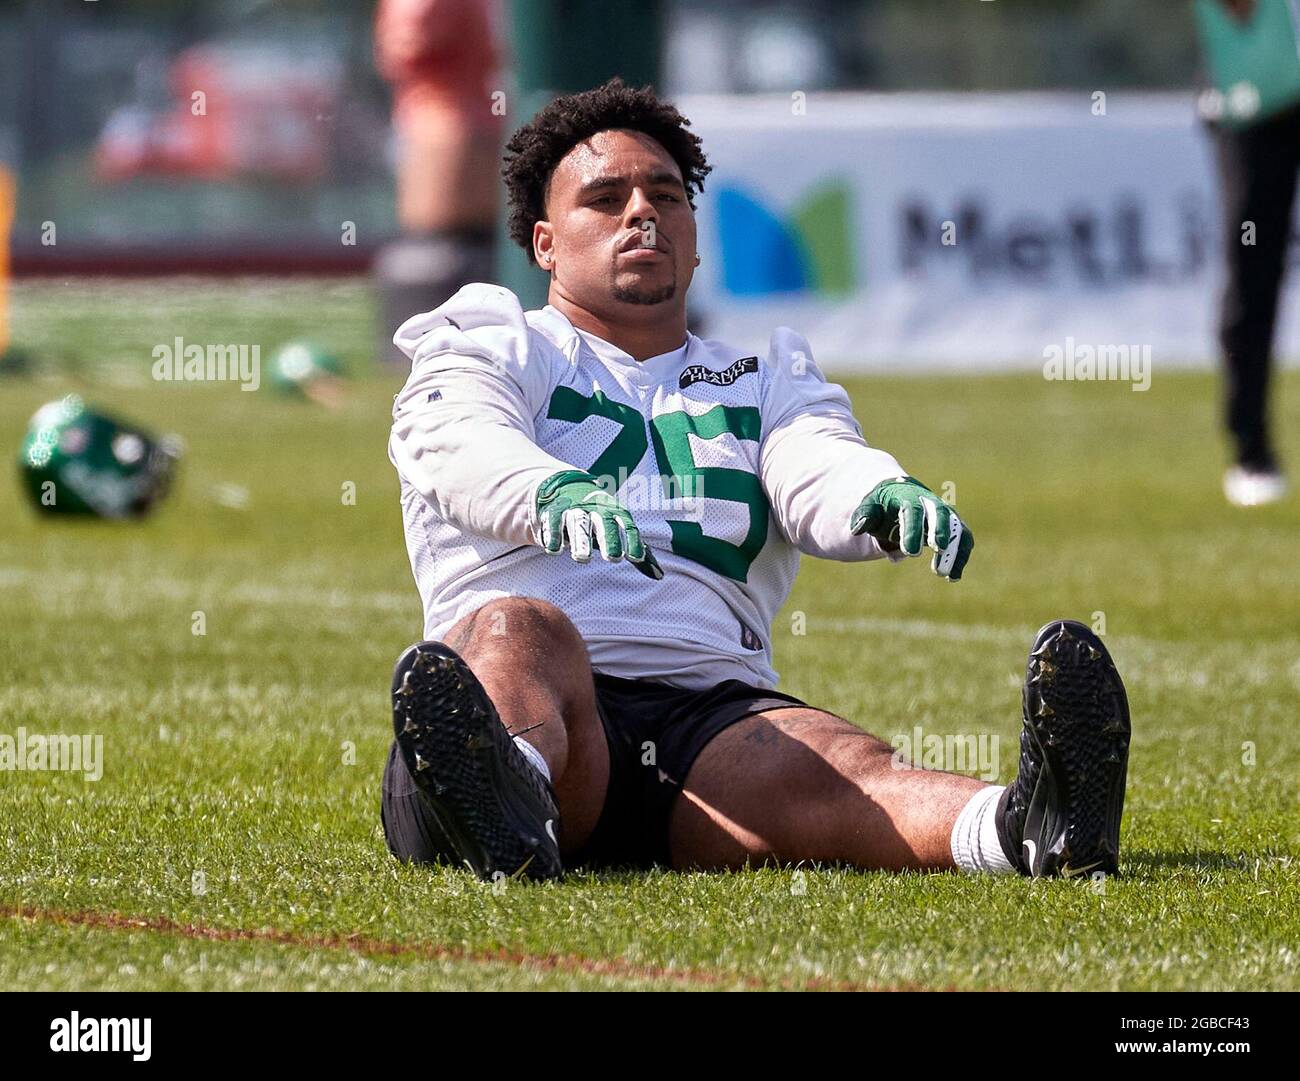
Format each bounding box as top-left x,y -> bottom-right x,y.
649,405 -> 768,582
546,389 -> 770,581
546,387 -> 647,489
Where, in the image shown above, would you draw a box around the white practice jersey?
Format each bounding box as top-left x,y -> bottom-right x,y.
389,283 -> 909,691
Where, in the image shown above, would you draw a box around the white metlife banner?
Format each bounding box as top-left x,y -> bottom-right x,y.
679,92 -> 1300,373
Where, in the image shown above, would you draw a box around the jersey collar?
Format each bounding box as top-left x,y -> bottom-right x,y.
538,304 -> 691,387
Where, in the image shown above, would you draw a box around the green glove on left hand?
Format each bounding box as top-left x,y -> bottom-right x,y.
849,475 -> 974,581
534,469 -> 664,581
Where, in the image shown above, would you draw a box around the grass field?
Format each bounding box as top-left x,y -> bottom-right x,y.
1,277 -> 1298,991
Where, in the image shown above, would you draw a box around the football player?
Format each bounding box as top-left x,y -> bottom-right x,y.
383,79 -> 1131,881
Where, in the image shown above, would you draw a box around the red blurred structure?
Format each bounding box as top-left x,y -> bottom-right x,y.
95,45 -> 343,183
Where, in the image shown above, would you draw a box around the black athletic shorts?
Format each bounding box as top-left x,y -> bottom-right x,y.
380,671 -> 807,871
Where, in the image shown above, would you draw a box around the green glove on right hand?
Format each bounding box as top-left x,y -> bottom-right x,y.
849,475 -> 974,581
534,470 -> 664,581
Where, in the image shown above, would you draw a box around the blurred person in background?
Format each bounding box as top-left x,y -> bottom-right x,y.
376,0 -> 502,234
1196,0 -> 1300,506
373,0 -> 505,364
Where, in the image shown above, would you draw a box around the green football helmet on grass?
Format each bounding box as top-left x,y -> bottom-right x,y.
269,341 -> 343,394
18,395 -> 181,518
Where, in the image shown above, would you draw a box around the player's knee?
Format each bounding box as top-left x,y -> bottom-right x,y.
466,596 -> 585,656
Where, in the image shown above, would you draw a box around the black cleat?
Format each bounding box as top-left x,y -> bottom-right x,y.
390,641 -> 562,881
997,620 -> 1131,878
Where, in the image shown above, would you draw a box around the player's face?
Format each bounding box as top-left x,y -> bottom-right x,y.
536,129 -> 697,312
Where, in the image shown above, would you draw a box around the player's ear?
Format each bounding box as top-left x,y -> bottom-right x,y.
533,221 -> 555,271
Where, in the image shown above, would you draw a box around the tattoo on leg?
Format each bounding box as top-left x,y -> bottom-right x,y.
742,712 -> 818,746
442,608 -> 483,654
744,724 -> 782,746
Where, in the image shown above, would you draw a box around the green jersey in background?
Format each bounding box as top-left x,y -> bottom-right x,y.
1195,0 -> 1300,125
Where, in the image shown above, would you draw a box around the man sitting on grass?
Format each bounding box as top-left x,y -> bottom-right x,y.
382,79 -> 1131,882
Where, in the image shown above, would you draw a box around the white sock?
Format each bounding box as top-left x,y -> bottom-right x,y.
513,735 -> 552,784
950,785 -> 1015,874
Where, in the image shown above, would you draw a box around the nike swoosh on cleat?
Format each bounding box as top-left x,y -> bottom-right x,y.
1022,838 -> 1037,873
544,819 -> 558,845
1060,860 -> 1103,879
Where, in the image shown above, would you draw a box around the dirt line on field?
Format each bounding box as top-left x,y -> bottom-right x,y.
2,903 -> 959,992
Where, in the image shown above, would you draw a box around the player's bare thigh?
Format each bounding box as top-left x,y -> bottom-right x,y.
668,707 -> 985,872
440,597 -> 610,856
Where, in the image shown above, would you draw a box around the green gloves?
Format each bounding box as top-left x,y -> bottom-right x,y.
535,470 -> 663,580
850,475 -> 974,581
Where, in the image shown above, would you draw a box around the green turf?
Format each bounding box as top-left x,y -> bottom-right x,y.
1,278 -> 1297,991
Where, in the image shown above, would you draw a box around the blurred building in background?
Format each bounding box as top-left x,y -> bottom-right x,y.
9,0 -> 1296,376
0,0 -> 1201,275
2,0 -> 387,272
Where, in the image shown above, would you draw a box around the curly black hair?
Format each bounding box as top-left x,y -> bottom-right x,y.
502,77 -> 712,265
